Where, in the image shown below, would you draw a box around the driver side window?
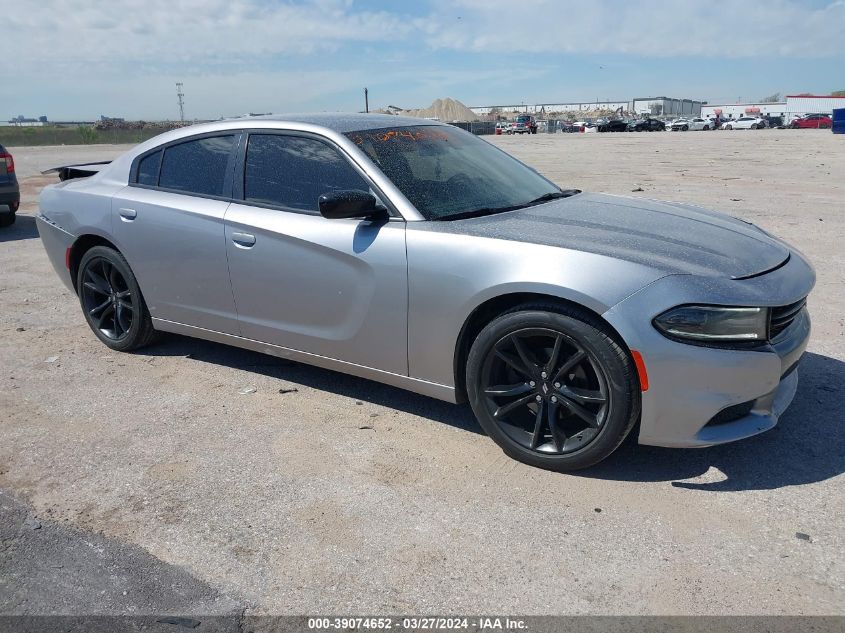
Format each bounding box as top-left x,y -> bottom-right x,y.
244,134 -> 370,213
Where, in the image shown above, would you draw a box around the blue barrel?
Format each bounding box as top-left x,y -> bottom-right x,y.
833,108 -> 845,134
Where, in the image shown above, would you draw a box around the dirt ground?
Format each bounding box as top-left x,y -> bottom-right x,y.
1,130 -> 843,617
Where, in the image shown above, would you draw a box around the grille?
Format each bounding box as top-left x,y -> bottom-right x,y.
769,298 -> 806,339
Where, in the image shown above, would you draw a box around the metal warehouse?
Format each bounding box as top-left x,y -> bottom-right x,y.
470,101 -> 630,115
702,95 -> 845,120
631,97 -> 704,116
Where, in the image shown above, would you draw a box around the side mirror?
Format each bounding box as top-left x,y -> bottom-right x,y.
318,190 -> 383,220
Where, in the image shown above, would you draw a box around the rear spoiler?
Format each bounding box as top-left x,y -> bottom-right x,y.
41,161 -> 111,181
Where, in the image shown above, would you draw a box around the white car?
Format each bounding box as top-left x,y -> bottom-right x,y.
495,121 -> 512,135
723,117 -> 764,130
672,117 -> 713,131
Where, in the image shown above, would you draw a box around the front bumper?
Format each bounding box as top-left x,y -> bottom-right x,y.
603,250 -> 815,448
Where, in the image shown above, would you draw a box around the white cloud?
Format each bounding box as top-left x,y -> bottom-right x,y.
4,0 -> 843,118
420,0 -> 845,57
5,0 -> 412,73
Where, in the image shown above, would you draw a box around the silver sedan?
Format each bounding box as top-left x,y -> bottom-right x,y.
37,114 -> 814,471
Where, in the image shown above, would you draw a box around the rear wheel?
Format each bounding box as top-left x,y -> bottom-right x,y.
466,306 -> 640,471
0,212 -> 15,227
77,246 -> 157,352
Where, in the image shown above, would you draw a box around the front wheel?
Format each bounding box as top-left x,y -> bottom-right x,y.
466,307 -> 640,471
77,246 -> 157,352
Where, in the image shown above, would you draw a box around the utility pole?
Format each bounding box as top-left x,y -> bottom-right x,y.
364,87 -> 369,113
176,82 -> 185,122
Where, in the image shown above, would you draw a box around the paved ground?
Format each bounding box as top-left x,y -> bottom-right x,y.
1,130 -> 843,616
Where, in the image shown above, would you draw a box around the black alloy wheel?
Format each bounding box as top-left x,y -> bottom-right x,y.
77,246 -> 157,351
81,256 -> 134,341
480,328 -> 608,455
467,307 -> 639,471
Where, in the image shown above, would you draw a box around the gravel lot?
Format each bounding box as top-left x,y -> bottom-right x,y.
1,130 -> 843,617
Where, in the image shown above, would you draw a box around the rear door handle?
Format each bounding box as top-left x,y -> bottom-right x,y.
232,232 -> 256,248
118,208 -> 137,221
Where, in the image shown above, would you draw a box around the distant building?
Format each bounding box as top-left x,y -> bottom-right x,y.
702,95 -> 845,121
783,94 -> 845,117
470,100 -> 629,115
471,97 -> 703,117
7,115 -> 47,127
631,97 -> 704,117
701,102 -> 787,120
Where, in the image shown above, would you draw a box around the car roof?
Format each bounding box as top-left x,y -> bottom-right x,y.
237,112 -> 444,133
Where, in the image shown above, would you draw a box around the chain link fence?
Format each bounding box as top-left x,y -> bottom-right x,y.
448,121 -> 497,136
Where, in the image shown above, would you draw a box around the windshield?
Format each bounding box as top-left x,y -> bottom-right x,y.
344,125 -> 565,220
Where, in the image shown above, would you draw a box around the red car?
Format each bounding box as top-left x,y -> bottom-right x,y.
791,114 -> 832,129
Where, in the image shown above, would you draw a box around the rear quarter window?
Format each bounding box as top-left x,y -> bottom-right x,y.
158,135 -> 235,197
136,150 -> 162,186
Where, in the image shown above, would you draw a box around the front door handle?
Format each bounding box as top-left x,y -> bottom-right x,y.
232,232 -> 256,248
118,208 -> 137,221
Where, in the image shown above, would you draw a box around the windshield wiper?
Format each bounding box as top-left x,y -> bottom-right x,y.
525,189 -> 580,206
438,204 -> 524,221
437,189 -> 580,221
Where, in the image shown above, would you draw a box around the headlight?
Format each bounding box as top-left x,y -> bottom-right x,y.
653,305 -> 769,342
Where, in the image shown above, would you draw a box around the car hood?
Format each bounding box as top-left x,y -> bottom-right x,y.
431,192 -> 790,279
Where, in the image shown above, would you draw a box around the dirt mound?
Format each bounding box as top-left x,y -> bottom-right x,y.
401,98 -> 479,122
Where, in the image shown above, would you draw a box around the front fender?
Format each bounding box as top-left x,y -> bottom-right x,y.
406,228 -> 663,389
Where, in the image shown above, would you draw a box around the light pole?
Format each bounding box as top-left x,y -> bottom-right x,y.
176,83 -> 185,122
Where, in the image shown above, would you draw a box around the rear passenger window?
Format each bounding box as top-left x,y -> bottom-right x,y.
158,135 -> 235,197
244,134 -> 369,213
136,150 -> 161,186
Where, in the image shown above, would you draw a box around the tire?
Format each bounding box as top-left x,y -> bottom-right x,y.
466,305 -> 640,472
682,125 -> 688,131
76,245 -> 157,352
726,125 -> 733,130
750,123 -> 757,130
0,212 -> 15,227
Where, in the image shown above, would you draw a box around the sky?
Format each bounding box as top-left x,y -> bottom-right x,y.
3,0 -> 844,121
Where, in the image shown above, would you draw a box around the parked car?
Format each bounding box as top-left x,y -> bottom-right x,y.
0,144 -> 20,226
596,118 -> 629,133
791,114 -> 832,129
723,117 -> 764,130
672,118 -> 712,131
627,118 -> 666,132
513,114 -> 538,134
764,115 -> 784,128
495,121 -> 510,135
37,114 -> 815,472
558,121 -> 581,133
